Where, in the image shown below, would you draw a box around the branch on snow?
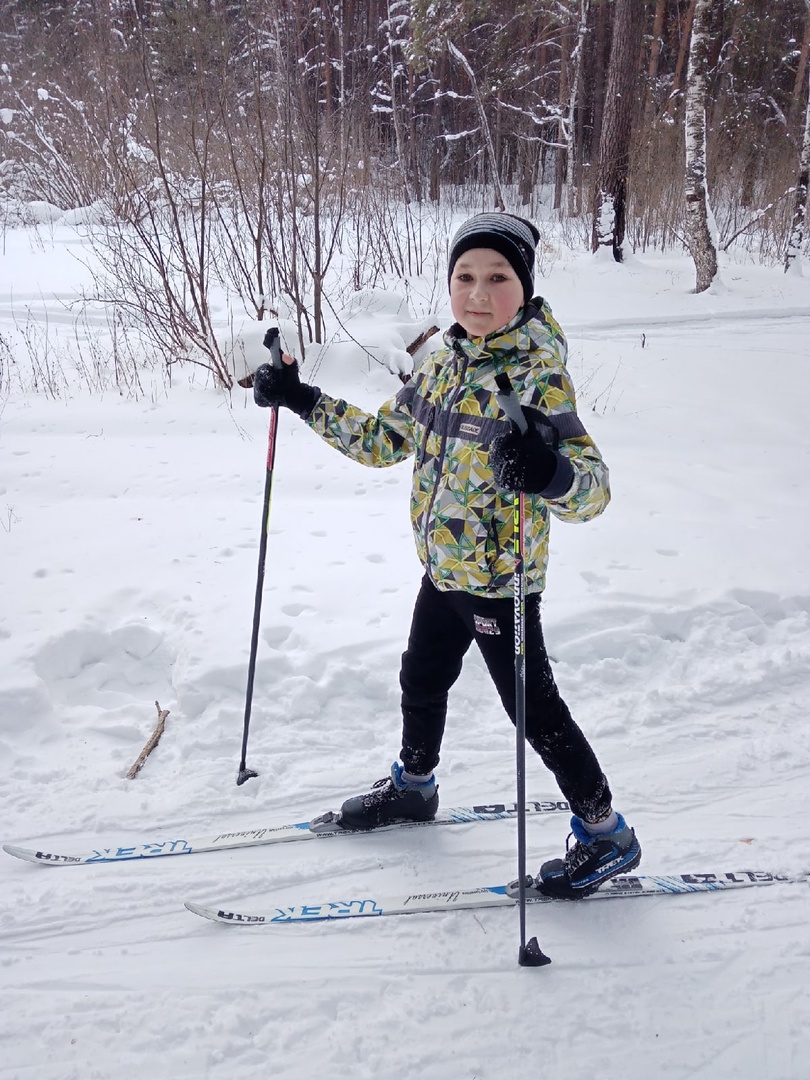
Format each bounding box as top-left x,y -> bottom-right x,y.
127,701 -> 170,780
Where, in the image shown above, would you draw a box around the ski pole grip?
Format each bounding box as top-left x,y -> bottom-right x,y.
262,327 -> 283,371
494,373 -> 529,436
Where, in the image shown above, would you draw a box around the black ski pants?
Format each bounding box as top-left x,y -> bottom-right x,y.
399,575 -> 612,822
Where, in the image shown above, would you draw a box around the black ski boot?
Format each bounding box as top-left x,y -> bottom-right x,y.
312,762 -> 438,832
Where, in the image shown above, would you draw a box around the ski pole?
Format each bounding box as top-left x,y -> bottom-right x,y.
236,327 -> 283,786
494,373 -> 551,968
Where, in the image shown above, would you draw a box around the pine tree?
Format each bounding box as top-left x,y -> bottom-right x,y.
591,0 -> 646,260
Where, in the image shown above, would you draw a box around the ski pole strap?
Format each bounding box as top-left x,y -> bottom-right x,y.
494,372 -> 529,436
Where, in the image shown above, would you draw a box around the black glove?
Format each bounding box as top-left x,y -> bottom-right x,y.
489,423 -> 560,494
253,360 -> 321,418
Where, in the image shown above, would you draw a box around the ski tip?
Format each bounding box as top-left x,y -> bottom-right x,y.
3,843 -> 84,866
518,937 -> 552,968
3,844 -> 42,864
185,900 -> 219,922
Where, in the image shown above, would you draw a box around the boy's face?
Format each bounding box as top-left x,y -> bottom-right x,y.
449,248 -> 524,339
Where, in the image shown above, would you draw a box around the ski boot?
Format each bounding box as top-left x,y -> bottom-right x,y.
311,762 -> 438,832
509,813 -> 641,900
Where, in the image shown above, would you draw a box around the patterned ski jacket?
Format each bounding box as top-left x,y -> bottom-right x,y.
306,299 -> 609,596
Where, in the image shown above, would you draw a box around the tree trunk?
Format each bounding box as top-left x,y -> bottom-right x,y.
586,0 -> 609,188
591,0 -> 646,260
387,0 -> 415,204
789,1 -> 810,131
684,0 -> 718,292
664,0 -> 697,119
429,53 -> 445,203
643,0 -> 667,122
554,20 -> 572,211
566,0 -> 590,216
785,64 -> 810,273
408,62 -> 423,202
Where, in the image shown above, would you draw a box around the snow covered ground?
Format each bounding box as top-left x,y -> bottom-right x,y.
1,220 -> 809,1080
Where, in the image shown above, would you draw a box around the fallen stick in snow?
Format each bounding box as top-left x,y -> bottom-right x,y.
127,701 -> 170,779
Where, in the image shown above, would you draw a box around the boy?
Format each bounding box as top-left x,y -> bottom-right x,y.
252,213 -> 640,898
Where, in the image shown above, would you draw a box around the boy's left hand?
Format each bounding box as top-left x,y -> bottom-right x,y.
489,426 -> 558,493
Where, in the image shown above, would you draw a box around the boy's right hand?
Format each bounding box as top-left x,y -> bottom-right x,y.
253,359 -> 321,418
489,424 -> 559,494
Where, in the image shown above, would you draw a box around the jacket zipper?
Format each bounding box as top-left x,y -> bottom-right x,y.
416,405 -> 435,467
422,343 -> 469,583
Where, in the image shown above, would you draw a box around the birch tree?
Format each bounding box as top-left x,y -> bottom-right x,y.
785,62 -> 810,271
684,0 -> 718,292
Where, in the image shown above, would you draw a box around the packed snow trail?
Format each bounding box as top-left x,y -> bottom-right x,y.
1,231 -> 809,1080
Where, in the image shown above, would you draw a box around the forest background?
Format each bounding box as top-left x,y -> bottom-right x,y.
1,0 -> 809,389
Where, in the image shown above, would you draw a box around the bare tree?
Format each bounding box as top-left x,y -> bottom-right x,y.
554,4 -> 591,215
554,16 -> 572,212
591,0 -> 646,259
684,0 -> 718,292
382,0 -> 420,203
564,0 -> 590,215
447,40 -> 506,210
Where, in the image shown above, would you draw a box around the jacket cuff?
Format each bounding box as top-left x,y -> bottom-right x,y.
540,453 -> 576,500
293,384 -> 322,420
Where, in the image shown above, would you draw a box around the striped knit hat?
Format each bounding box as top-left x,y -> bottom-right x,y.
447,213 -> 541,305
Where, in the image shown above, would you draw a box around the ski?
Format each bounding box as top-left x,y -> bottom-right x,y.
184,869 -> 809,925
2,797 -> 569,867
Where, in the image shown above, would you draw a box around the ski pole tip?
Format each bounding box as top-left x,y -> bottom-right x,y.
236,767 -> 259,786
518,937 -> 552,968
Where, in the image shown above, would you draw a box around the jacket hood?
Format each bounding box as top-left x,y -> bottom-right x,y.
443,298 -> 563,368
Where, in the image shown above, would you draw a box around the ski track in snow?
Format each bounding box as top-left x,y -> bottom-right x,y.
1,231 -> 810,1079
